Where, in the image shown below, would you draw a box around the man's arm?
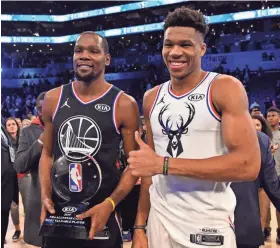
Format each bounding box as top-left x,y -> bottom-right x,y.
166,75 -> 260,181
109,93 -> 140,205
259,132 -> 280,212
39,87 -> 61,214
14,128 -> 42,173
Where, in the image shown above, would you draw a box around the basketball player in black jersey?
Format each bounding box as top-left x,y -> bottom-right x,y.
39,32 -> 140,248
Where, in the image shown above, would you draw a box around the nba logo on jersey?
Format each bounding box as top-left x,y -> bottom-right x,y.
69,163 -> 82,192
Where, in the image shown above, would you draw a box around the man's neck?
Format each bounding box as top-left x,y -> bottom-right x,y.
271,126 -> 279,131
74,76 -> 110,101
170,68 -> 205,95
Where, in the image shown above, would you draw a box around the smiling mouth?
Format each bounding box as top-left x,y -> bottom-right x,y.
169,61 -> 187,69
78,64 -> 93,69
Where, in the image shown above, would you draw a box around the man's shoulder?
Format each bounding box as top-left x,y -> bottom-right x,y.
144,83 -> 166,101
257,131 -> 270,151
116,93 -> 138,115
257,131 -> 269,141
273,129 -> 280,136
212,73 -> 240,85
21,124 -> 43,134
45,86 -> 63,101
118,92 -> 137,106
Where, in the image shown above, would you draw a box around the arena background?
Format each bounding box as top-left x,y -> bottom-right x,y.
1,1 -> 280,247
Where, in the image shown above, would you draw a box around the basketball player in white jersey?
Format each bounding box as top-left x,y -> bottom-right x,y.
129,7 -> 261,248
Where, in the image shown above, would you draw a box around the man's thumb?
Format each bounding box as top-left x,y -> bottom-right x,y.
135,131 -> 146,148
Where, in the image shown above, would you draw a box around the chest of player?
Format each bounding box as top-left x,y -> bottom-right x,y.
55,98 -> 117,140
151,86 -> 221,139
53,84 -> 121,157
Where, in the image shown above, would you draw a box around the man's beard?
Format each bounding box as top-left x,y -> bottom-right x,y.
75,71 -> 95,83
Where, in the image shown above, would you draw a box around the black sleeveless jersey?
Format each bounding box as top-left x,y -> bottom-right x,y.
52,82 -> 122,205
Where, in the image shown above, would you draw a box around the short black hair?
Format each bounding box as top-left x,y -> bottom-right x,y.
163,7 -> 209,38
267,107 -> 280,114
80,31 -> 109,54
36,91 -> 46,106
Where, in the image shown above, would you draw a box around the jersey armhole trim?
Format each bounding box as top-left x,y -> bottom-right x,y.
206,74 -> 221,122
115,212 -> 123,241
113,91 -> 123,135
229,216 -> 235,231
52,86 -> 64,121
149,84 -> 163,119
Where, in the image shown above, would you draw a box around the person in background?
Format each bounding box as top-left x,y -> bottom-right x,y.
252,114 -> 275,231
27,114 -> 36,121
14,92 -> 46,247
265,107 -> 280,243
252,114 -> 273,140
22,119 -> 31,128
231,130 -> 280,248
1,125 -> 17,248
5,117 -> 22,242
140,116 -> 147,142
250,102 -> 263,116
15,118 -> 22,129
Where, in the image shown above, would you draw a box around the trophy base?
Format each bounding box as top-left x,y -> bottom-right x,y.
39,203 -> 89,240
39,222 -> 89,240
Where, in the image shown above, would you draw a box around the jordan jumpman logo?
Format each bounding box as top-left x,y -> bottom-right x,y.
157,94 -> 166,105
61,98 -> 70,109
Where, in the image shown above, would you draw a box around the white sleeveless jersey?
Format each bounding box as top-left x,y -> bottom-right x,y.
149,72 -> 236,245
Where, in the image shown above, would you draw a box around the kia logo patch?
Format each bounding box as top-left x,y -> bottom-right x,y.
95,104 -> 111,112
188,93 -> 205,102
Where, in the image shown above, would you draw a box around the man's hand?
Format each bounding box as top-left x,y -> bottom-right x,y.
40,197 -> 55,224
128,131 -> 162,177
271,143 -> 279,154
132,229 -> 148,248
76,200 -> 113,240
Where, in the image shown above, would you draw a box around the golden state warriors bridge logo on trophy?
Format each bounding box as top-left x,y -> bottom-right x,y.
54,115 -> 103,201
58,115 -> 102,162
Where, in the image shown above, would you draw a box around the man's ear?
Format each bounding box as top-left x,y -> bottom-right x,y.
105,54 -> 111,66
200,43 -> 206,57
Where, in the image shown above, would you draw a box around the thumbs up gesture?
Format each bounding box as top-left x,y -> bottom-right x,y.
128,131 -> 162,177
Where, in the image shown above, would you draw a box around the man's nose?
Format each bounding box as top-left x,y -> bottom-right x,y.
79,51 -> 91,60
169,45 -> 183,57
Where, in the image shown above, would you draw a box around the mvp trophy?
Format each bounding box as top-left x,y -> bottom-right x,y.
39,154 -> 102,239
